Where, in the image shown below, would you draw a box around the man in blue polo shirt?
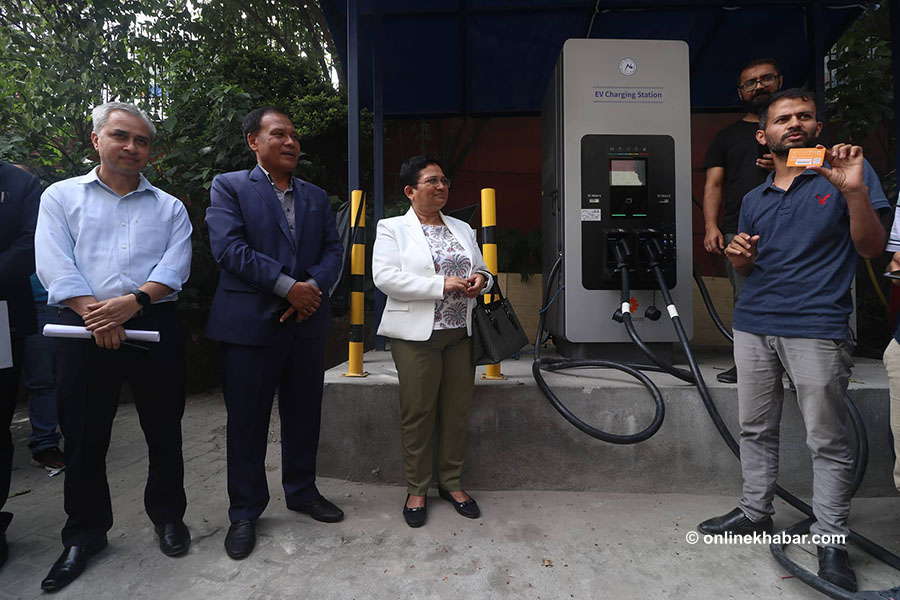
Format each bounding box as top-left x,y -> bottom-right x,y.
697,88 -> 889,592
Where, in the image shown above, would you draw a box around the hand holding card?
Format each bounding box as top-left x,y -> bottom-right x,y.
786,147 -> 826,167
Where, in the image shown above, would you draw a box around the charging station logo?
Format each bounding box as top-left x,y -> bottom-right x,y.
619,57 -> 637,76
817,193 -> 831,205
630,297 -> 639,313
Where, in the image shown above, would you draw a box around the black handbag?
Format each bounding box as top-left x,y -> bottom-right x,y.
471,281 -> 529,365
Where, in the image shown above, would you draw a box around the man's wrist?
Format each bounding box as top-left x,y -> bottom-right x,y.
842,188 -> 869,204
274,273 -> 297,298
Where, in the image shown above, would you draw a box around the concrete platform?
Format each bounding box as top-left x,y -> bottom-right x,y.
320,348 -> 895,497
3,393 -> 900,599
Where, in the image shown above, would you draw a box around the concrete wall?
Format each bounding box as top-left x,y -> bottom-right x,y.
319,351 -> 896,497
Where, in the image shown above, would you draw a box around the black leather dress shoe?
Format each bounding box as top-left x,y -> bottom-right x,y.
817,545 -> 857,592
438,488 -> 481,519
0,512 -> 12,569
403,495 -> 427,528
288,495 -> 344,523
224,520 -> 256,560
155,521 -> 191,557
716,365 -> 738,384
697,507 -> 772,535
40,535 -> 108,591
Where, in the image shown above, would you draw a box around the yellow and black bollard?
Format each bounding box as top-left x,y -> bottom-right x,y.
343,189 -> 369,377
480,188 -> 507,380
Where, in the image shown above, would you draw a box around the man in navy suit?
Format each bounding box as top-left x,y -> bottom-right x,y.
0,160 -> 40,568
206,107 -> 344,559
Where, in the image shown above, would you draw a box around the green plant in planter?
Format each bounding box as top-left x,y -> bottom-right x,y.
496,229 -> 542,282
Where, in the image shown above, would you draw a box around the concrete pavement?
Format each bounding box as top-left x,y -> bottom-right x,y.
2,392 -> 900,599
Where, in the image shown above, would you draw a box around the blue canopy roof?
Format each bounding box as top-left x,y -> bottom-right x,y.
321,0 -> 870,115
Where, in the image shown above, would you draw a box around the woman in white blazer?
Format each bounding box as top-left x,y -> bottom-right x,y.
372,154 -> 492,528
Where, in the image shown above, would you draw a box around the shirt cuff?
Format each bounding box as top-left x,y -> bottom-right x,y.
46,275 -> 94,307
274,273 -> 298,298
146,265 -> 185,293
305,277 -> 319,290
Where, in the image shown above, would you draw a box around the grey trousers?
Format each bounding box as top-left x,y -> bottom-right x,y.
883,339 -> 900,491
390,328 -> 475,496
734,330 -> 854,546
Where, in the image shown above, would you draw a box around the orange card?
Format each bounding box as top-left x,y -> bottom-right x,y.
786,147 -> 826,167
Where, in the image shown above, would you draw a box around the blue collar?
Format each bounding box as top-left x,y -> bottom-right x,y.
762,163 -> 824,194
77,166 -> 157,199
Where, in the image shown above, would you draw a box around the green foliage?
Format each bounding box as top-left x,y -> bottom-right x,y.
0,0 -> 362,310
826,4 -> 895,197
0,0 -> 151,181
496,229 -> 542,282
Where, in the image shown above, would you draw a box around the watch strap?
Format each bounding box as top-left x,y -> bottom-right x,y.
131,290 -> 152,309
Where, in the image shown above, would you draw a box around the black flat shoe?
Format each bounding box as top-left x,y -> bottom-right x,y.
288,495 -> 344,523
697,507 -> 772,535
155,521 -> 191,557
716,365 -> 738,384
438,488 -> 480,519
224,520 -> 256,560
40,535 -> 108,591
817,545 -> 857,592
403,495 -> 427,528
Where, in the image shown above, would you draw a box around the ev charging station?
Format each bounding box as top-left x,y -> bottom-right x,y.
542,39 -> 693,357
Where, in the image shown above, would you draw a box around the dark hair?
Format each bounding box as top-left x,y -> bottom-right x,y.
242,107 -> 290,139
758,88 -> 818,129
399,154 -> 442,189
738,58 -> 780,84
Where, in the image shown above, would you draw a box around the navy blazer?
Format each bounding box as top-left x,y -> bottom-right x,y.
205,166 -> 343,345
0,161 -> 40,340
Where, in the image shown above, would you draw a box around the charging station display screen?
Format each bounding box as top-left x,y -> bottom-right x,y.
609,159 -> 646,186
609,159 -> 648,218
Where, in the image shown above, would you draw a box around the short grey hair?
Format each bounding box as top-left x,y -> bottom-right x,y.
91,102 -> 157,141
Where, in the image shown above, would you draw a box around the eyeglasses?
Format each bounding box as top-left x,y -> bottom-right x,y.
417,176 -> 451,188
740,73 -> 779,92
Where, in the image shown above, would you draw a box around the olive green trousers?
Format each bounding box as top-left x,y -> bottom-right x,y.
390,328 -> 475,496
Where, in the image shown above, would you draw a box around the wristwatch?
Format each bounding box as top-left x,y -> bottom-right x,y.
131,290 -> 152,310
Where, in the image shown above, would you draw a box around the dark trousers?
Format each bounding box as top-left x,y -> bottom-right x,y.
0,339 -> 24,513
55,305 -> 187,546
390,329 -> 474,496
220,335 -> 326,522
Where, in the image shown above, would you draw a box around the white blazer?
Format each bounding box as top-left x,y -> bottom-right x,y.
373,207 -> 493,341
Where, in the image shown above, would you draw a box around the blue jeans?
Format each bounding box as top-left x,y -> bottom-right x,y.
23,303 -> 61,453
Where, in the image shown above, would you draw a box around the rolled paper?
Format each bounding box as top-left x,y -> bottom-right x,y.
42,324 -> 160,343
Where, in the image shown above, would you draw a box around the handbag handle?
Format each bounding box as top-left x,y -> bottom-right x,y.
478,277 -> 506,306
476,280 -> 520,332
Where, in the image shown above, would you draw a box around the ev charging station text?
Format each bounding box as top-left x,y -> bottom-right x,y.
593,87 -> 664,103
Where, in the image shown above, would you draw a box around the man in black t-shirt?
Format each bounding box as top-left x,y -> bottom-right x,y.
702,58 -> 782,383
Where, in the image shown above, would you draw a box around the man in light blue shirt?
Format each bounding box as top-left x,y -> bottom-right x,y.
34,102 -> 193,591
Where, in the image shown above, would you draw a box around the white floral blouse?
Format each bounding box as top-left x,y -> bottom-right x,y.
422,224 -> 471,330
